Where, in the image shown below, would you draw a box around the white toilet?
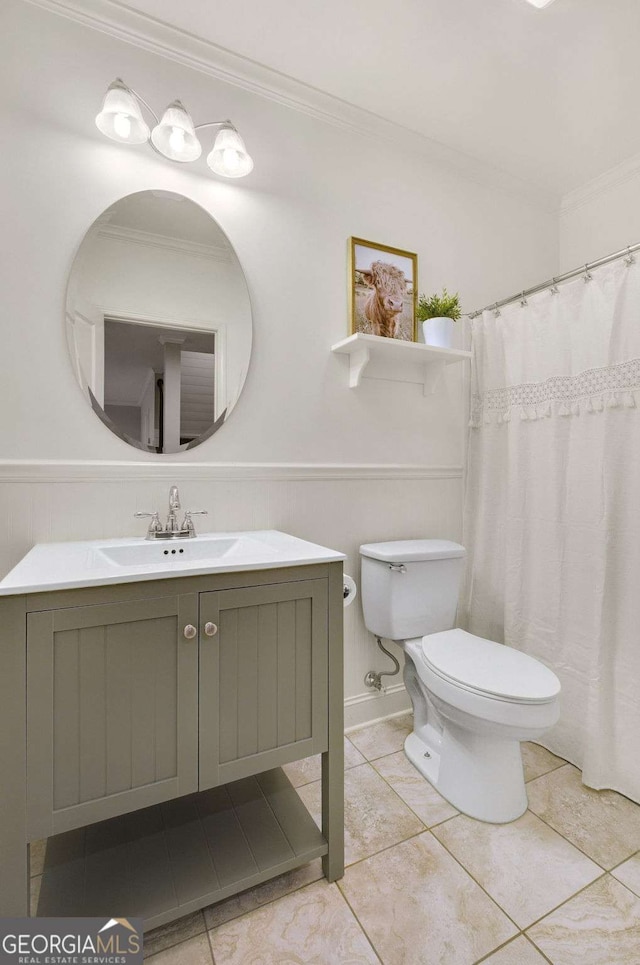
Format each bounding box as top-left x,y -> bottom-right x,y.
359,539 -> 561,823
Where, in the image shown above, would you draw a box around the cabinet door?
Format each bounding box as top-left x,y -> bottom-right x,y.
199,579 -> 328,789
27,594 -> 199,838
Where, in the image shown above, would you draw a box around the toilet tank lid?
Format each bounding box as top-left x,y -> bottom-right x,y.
359,539 -> 466,563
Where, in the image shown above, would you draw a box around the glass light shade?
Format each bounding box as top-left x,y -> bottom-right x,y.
151,100 -> 202,162
207,126 -> 254,178
95,79 -> 150,144
525,0 -> 557,6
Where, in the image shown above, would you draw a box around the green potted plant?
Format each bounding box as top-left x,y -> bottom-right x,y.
417,288 -> 462,348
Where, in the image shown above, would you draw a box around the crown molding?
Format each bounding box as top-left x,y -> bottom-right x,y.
26,0 -> 558,212
0,461 -> 463,483
96,223 -> 231,261
561,151 -> 640,217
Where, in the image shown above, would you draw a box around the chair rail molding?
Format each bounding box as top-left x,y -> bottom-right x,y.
25,0 -> 557,211
0,461 -> 463,483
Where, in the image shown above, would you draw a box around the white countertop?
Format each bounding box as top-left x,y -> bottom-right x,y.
0,530 -> 345,597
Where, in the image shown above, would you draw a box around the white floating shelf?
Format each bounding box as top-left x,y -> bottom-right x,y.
331,333 -> 472,395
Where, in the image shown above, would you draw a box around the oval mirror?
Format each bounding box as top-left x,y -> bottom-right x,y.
66,190 -> 252,452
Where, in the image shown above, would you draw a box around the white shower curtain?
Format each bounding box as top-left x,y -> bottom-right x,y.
463,256 -> 640,802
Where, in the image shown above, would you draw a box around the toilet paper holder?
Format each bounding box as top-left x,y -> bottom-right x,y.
343,574 -> 357,608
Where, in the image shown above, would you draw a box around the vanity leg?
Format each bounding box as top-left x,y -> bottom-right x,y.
322,563 -> 344,882
0,596 -> 29,915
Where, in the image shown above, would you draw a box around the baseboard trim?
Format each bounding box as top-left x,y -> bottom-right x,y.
344,683 -> 411,729
0,461 -> 463,484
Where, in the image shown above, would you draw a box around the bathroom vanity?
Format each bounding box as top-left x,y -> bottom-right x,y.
0,530 -> 344,930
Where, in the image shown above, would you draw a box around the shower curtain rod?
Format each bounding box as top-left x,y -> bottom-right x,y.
467,241 -> 640,319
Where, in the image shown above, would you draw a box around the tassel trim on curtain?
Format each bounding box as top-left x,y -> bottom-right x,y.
469,358 -> 640,428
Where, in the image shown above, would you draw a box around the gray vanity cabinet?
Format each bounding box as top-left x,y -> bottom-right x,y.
1,562 -> 344,928
199,579 -> 328,789
27,594 -> 200,838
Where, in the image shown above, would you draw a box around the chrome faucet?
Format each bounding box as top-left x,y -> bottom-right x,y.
135,486 -> 208,540
166,485 -> 181,534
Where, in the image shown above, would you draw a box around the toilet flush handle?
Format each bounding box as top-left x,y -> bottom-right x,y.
388,563 -> 407,574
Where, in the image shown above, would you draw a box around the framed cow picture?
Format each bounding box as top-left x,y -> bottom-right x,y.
349,237 -> 417,341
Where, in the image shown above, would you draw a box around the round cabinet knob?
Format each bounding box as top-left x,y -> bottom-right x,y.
204,622 -> 218,637
183,624 -> 197,640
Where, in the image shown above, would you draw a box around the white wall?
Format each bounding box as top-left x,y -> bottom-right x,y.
560,159 -> 640,270
0,0 -> 558,724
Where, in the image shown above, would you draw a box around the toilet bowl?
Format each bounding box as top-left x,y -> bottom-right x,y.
360,540 -> 561,824
403,631 -> 560,823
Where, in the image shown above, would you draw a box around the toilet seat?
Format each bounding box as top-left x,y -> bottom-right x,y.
421,629 -> 561,705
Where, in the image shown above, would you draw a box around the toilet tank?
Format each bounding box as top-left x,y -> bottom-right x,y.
359,540 -> 466,641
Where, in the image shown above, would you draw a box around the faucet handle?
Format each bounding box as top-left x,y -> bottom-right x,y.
182,510 -> 208,536
135,511 -> 163,534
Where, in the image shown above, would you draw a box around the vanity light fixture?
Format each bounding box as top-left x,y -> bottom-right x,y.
95,78 -> 254,177
524,0 -> 557,7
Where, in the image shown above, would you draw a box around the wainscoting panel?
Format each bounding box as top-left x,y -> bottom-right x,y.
0,462 -> 463,725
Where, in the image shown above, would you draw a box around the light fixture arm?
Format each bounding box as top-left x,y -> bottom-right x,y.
194,120 -> 234,132
124,85 -> 160,124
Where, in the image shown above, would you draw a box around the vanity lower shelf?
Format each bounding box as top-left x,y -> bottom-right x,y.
35,767 -> 326,931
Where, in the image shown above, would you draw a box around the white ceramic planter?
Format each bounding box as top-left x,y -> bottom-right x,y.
423,317 -> 455,348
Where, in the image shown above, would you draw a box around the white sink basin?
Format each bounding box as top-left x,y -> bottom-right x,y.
0,530 -> 346,596
98,535 -> 247,567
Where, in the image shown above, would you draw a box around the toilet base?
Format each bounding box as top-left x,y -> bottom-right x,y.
405,728 -> 528,824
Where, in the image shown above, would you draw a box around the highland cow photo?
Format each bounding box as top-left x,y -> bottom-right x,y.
349,237 -> 417,341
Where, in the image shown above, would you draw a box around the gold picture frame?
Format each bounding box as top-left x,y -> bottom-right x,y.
349,237 -> 418,341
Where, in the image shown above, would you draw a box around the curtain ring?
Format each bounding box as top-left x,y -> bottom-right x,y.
625,246 -> 635,266
583,264 -> 593,282
520,291 -> 528,307
493,302 -> 501,317
550,277 -> 559,294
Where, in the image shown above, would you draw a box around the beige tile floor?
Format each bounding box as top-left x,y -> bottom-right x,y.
36,712 -> 640,964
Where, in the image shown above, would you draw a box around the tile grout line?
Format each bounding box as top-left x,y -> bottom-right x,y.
478,869 -> 616,963
333,884 -> 385,965
471,931 -> 555,965
524,793 -> 633,872
207,878 -> 385,965
205,926 -> 217,965
525,761 -> 640,866
608,848 -> 640,874
341,828 -> 430,871
521,932 -> 555,965
522,870 -> 609,933
472,933 -> 524,965
525,758 -> 568,783
367,752 -> 459,828
426,827 -> 524,935
524,803 -> 611,869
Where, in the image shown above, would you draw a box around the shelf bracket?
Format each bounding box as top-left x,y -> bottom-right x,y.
348,347 -> 370,388
423,361 -> 446,396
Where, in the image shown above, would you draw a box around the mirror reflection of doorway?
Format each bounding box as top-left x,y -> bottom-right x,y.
103,318 -> 216,453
